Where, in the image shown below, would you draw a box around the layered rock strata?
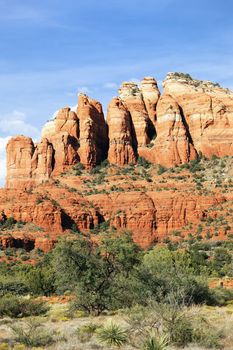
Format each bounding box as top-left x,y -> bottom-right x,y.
162,72 -> 233,158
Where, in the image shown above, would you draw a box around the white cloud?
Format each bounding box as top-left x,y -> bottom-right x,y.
0,136 -> 11,188
104,82 -> 118,89
0,110 -> 40,141
129,78 -> 141,85
77,86 -> 91,94
70,105 -> 78,112
51,105 -> 77,119
52,110 -> 59,119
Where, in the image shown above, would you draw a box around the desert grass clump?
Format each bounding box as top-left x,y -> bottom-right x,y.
77,322 -> 100,343
11,318 -> 55,347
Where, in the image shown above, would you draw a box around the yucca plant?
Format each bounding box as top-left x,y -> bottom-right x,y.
97,321 -> 128,348
143,333 -> 168,350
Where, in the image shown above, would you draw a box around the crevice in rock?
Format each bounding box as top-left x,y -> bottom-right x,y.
61,209 -> 77,230
128,111 -> 138,157
147,118 -> 157,141
178,105 -> 196,148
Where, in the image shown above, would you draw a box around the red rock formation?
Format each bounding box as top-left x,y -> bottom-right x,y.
6,106 -> 80,188
6,136 -> 35,190
47,133 -> 79,175
41,107 -> 79,175
107,97 -> 137,166
5,73 -> 233,190
139,94 -> 197,167
119,82 -> 152,146
54,108 -> 79,138
141,76 -> 160,126
0,189 -> 63,232
41,107 -> 79,139
1,152 -> 232,251
77,94 -> 108,168
163,72 -> 233,158
0,232 -> 56,253
87,191 -> 226,248
31,138 -> 54,183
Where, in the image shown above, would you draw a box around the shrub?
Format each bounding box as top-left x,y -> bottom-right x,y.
0,216 -> 17,230
209,287 -> 233,306
192,321 -> 223,348
0,344 -> 9,350
167,316 -> 193,346
0,281 -> 29,296
0,294 -> 49,318
11,319 -> 55,347
157,165 -> 167,175
141,246 -> 212,306
211,154 -> 219,160
100,159 -> 109,168
77,322 -> 100,343
73,163 -> 84,175
96,322 -> 128,347
138,156 -> 151,169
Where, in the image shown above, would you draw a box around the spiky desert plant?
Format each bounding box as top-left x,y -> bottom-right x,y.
96,321 -> 128,348
143,333 -> 168,350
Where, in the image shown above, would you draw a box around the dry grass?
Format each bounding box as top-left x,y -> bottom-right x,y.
0,302 -> 233,350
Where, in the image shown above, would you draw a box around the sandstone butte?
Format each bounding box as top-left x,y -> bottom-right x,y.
1,72 -> 233,253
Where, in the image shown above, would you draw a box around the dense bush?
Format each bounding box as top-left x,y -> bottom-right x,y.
0,280 -> 29,296
0,294 -> 49,318
140,246 -> 212,306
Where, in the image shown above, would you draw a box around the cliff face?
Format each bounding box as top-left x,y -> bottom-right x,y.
107,97 -> 137,166
77,94 -> 108,168
139,94 -> 197,167
6,136 -> 35,189
162,73 -> 233,158
5,72 -> 233,188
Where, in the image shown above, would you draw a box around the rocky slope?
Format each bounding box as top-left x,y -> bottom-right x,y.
1,155 -> 233,251
2,72 -> 233,252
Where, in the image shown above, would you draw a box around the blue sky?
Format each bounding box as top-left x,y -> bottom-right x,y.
0,0 -> 233,185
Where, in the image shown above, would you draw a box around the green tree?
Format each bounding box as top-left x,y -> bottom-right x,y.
211,247 -> 232,276
52,232 -> 142,314
140,246 -> 211,305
